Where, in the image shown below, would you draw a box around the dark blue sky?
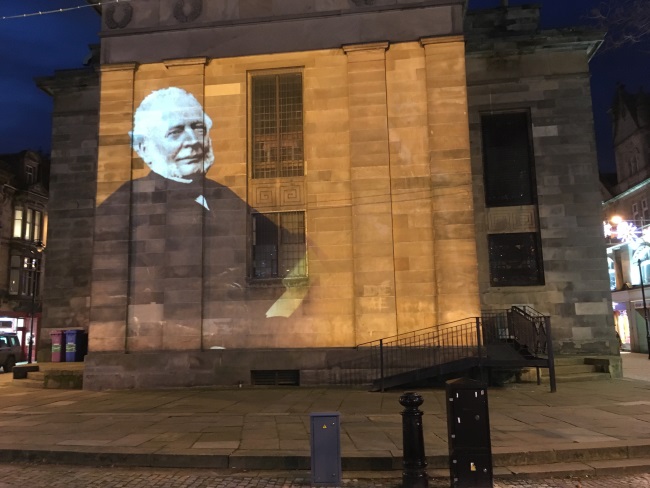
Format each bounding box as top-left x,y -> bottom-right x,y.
0,0 -> 647,173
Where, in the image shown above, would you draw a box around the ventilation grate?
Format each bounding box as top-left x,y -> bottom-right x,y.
251,369 -> 300,386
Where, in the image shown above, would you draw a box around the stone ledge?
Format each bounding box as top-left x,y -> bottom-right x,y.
12,364 -> 39,380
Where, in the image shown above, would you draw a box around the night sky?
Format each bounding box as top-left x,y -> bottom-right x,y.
0,0 -> 648,174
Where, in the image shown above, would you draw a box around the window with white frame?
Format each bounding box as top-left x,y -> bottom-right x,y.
12,207 -> 42,242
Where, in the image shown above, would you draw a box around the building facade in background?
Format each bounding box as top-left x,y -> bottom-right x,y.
39,1 -> 617,389
0,151 -> 48,362
602,85 -> 650,353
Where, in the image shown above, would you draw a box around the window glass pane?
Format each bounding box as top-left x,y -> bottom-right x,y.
12,209 -> 23,238
252,75 -> 278,179
8,270 -> 19,295
488,232 -> 544,286
279,212 -> 306,277
25,165 -> 36,184
25,209 -> 33,241
642,260 -> 650,285
278,73 -> 303,177
33,211 -> 42,242
481,113 -> 536,207
252,212 -> 307,279
607,257 -> 617,291
252,213 -> 278,278
251,73 -> 303,179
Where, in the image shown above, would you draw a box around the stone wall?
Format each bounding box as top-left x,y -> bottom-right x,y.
89,38 -> 479,366
465,11 -> 618,355
99,0 -> 465,64
37,69 -> 100,361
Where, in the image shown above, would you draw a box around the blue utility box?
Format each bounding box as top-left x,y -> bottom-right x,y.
310,412 -> 342,486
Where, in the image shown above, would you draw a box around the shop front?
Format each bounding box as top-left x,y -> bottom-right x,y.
606,218 -> 650,354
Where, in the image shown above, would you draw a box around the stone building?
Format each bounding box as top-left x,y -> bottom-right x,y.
601,85 -> 650,353
465,7 -> 614,358
37,52 -> 100,338
38,1 -> 617,389
0,151 -> 49,361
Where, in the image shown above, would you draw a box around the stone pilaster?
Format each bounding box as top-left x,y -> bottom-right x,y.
38,67 -> 99,361
421,37 -> 481,323
127,58 -> 208,352
344,42 -> 398,343
90,62 -> 137,353
385,43 -> 437,333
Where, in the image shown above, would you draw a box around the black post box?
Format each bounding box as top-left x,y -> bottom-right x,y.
445,378 -> 493,488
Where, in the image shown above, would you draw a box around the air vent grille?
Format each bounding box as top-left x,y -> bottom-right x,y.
251,369 -> 300,386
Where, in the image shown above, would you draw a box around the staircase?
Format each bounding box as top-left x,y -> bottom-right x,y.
11,362 -> 84,389
12,370 -> 46,388
520,356 -> 612,383
354,307 -> 557,392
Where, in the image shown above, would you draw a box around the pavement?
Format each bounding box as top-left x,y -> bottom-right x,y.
0,352 -> 650,483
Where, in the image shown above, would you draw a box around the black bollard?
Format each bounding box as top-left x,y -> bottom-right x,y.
399,392 -> 428,488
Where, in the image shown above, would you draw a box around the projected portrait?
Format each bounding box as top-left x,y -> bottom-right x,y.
131,87 -> 214,187
97,87 -> 307,350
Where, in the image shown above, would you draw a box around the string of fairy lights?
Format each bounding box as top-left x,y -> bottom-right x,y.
0,0 -> 130,21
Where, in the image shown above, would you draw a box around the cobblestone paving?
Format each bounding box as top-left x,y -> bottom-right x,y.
0,464 -> 648,488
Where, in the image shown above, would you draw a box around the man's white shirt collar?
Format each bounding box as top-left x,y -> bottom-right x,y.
195,195 -> 210,210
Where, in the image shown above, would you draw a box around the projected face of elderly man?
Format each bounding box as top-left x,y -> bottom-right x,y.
132,88 -> 215,183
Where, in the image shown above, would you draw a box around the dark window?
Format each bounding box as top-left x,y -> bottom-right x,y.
9,255 -> 41,297
481,112 -> 536,207
488,233 -> 544,286
25,164 -> 37,185
252,211 -> 306,279
251,72 -> 304,179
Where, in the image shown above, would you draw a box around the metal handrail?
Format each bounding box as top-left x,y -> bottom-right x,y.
353,307 -> 556,392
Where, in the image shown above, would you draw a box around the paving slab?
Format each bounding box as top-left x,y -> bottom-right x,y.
0,353 -> 649,480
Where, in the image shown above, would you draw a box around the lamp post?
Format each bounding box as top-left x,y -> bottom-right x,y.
27,280 -> 36,364
638,258 -> 650,360
26,242 -> 44,364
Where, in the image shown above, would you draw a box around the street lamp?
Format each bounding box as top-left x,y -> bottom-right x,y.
27,242 -> 45,364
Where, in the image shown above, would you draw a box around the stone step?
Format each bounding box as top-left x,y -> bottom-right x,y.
520,369 -> 610,383
553,356 -> 590,366
11,378 -> 43,388
550,372 -> 611,383
552,364 -> 598,375
500,457 -> 650,478
417,456 -> 650,479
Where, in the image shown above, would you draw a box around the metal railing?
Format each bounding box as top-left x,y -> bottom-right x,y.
350,307 -> 555,392
357,317 -> 484,392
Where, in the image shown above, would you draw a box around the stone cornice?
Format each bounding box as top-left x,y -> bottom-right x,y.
163,57 -> 208,68
99,63 -> 139,73
420,34 -> 464,46
342,42 -> 390,54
